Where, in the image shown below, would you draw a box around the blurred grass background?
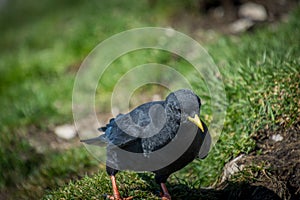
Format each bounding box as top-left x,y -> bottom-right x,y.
0,0 -> 299,199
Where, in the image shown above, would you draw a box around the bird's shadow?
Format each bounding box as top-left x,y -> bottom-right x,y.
137,174 -> 281,200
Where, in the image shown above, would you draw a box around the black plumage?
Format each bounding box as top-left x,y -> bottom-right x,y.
81,89 -> 211,200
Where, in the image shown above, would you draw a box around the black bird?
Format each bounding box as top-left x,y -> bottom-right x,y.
81,89 -> 211,200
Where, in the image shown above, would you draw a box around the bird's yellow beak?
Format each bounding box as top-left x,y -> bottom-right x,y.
188,114 -> 204,132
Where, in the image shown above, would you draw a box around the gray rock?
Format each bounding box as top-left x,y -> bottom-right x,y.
55,124 -> 77,140
229,18 -> 254,33
271,134 -> 283,142
239,2 -> 268,21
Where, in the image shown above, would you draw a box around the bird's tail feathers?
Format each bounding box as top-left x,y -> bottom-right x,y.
98,117 -> 116,132
80,134 -> 108,146
98,127 -> 106,132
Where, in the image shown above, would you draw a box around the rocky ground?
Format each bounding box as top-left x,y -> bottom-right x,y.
216,122 -> 300,200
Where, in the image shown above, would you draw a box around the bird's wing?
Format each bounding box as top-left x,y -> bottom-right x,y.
106,101 -> 166,149
140,100 -> 181,154
105,117 -> 138,148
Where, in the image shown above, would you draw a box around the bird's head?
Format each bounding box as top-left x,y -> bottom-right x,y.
166,89 -> 204,132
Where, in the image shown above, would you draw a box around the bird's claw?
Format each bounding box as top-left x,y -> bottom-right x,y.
106,194 -> 133,200
161,193 -> 171,200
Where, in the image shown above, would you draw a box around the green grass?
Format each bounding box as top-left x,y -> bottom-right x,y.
45,8 -> 299,200
0,0 -> 299,199
15,147 -> 98,199
0,0 -> 165,192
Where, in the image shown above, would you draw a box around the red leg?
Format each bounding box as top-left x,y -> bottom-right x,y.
111,175 -> 121,199
107,175 -> 133,200
160,183 -> 171,200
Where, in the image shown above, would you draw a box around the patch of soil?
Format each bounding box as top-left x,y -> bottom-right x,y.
219,122 -> 300,200
23,125 -> 81,153
250,122 -> 300,199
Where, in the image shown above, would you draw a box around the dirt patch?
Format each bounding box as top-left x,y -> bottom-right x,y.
250,122 -> 299,199
22,125 -> 81,153
219,122 -> 300,200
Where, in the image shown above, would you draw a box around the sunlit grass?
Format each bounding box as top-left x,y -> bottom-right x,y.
46,7 -> 299,200
0,0 -> 299,199
0,0 -> 162,191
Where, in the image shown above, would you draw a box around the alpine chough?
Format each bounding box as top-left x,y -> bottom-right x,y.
81,89 -> 211,200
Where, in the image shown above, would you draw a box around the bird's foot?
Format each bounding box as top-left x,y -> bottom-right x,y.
161,192 -> 171,200
160,183 -> 171,200
106,194 -> 134,200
